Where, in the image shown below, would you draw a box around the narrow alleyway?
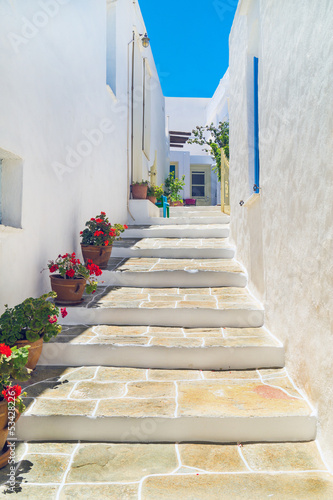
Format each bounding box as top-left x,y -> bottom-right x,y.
2,208 -> 332,498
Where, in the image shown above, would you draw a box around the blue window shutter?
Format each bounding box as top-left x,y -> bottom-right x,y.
253,57 -> 260,193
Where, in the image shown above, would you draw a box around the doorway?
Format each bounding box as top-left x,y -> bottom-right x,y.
190,165 -> 211,206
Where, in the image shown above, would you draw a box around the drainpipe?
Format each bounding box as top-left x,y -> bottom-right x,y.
127,31 -> 135,221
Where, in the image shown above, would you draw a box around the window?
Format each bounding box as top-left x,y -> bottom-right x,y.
0,149 -> 23,228
170,164 -> 176,176
192,171 -> 205,197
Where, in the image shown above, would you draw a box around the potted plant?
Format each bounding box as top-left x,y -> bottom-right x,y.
48,252 -> 102,305
164,172 -> 186,206
0,343 -> 31,469
147,184 -> 164,204
131,180 -> 148,199
0,292 -> 68,370
80,212 -> 128,269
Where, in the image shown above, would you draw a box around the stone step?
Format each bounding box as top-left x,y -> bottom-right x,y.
60,286 -> 265,328
112,237 -> 235,259
123,224 -> 230,239
3,441 -> 330,498
140,215 -> 230,225
17,367 -> 316,443
100,258 -> 247,288
168,206 -> 222,214
40,326 -> 284,370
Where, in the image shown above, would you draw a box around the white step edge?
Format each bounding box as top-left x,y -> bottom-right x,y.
99,270 -> 247,288
111,247 -> 236,259
61,307 -> 265,329
39,343 -> 285,370
123,226 -> 230,239
130,216 -> 230,226
16,415 -> 317,443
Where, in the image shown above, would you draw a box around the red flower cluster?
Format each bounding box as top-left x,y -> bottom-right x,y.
48,315 -> 58,324
124,225 -> 128,229
86,260 -> 102,276
94,230 -> 104,237
0,344 -> 12,358
66,269 -> 75,278
2,384 -> 22,402
49,264 -> 58,273
61,308 -> 68,318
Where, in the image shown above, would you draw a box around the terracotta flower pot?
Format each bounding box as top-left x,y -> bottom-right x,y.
0,428 -> 8,453
131,184 -> 148,199
14,338 -> 44,371
147,196 -> 157,204
50,275 -> 86,305
0,401 -> 8,431
81,244 -> 112,270
0,442 -> 10,469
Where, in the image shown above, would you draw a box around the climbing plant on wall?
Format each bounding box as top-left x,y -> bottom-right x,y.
187,121 -> 229,182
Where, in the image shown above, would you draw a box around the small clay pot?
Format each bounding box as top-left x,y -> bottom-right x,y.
131,184 -> 148,199
0,428 -> 8,453
81,244 -> 112,270
147,196 -> 157,204
14,338 -> 44,371
50,275 -> 86,305
0,401 -> 8,430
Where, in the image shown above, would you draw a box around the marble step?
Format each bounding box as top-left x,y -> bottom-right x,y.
112,238 -> 235,259
138,215 -> 230,225
17,367 -> 316,443
39,326 -> 284,370
100,258 -> 247,288
123,224 -> 230,239
2,441 -> 331,498
60,286 -> 265,328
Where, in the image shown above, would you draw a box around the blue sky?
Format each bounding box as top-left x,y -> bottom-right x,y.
139,0 -> 238,98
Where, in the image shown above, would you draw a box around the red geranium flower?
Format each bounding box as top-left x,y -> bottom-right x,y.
104,241 -> 109,246
49,264 -> 58,273
95,218 -> 103,224
66,269 -> 75,278
61,308 -> 68,318
2,385 -> 22,402
124,225 -> 128,229
0,344 -> 12,358
48,315 -> 58,324
101,212 -> 106,215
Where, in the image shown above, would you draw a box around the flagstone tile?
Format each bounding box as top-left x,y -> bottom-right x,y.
0,485 -> 59,498
96,367 -> 146,382
60,484 -> 139,499
148,370 -> 201,381
66,443 -> 178,483
24,381 -> 75,399
94,325 -> 148,336
149,338 -> 203,348
223,327 -> 270,338
27,399 -> 96,416
179,444 -> 246,472
141,472 -> 333,500
140,301 -> 177,308
184,328 -> 223,336
126,381 -> 175,398
177,301 -> 217,308
96,398 -> 175,417
242,442 -> 327,471
177,380 -> 310,417
70,381 -> 126,399
26,442 -> 77,454
202,370 -> 260,380
89,336 -> 151,345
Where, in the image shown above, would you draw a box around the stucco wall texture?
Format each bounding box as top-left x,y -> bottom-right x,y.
229,0 -> 333,466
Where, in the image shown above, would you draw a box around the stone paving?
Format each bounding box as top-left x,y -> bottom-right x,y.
1,442 -> 332,499
86,286 -> 262,310
113,237 -> 232,250
20,367 -> 311,419
106,257 -> 245,273
52,325 -> 280,348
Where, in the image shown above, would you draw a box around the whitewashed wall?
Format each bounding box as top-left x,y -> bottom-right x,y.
0,0 -> 167,310
229,0 -> 333,467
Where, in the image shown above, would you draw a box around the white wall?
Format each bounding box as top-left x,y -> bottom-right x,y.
0,0 -> 167,310
229,0 -> 333,467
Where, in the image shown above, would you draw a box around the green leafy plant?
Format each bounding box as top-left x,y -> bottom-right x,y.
187,121 -> 229,182
48,253 -> 102,295
164,172 -> 186,202
0,344 -> 31,413
131,180 -> 149,186
147,184 -> 164,199
80,212 -> 128,247
0,292 -> 67,345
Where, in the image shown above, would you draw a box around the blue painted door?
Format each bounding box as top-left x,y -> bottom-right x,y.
253,57 -> 260,193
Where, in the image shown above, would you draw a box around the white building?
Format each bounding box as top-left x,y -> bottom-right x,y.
0,0 -> 168,311
165,71 -> 229,206
229,0 -> 333,467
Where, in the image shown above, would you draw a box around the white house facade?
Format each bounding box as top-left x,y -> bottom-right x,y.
229,0 -> 333,467
0,0 -> 168,311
